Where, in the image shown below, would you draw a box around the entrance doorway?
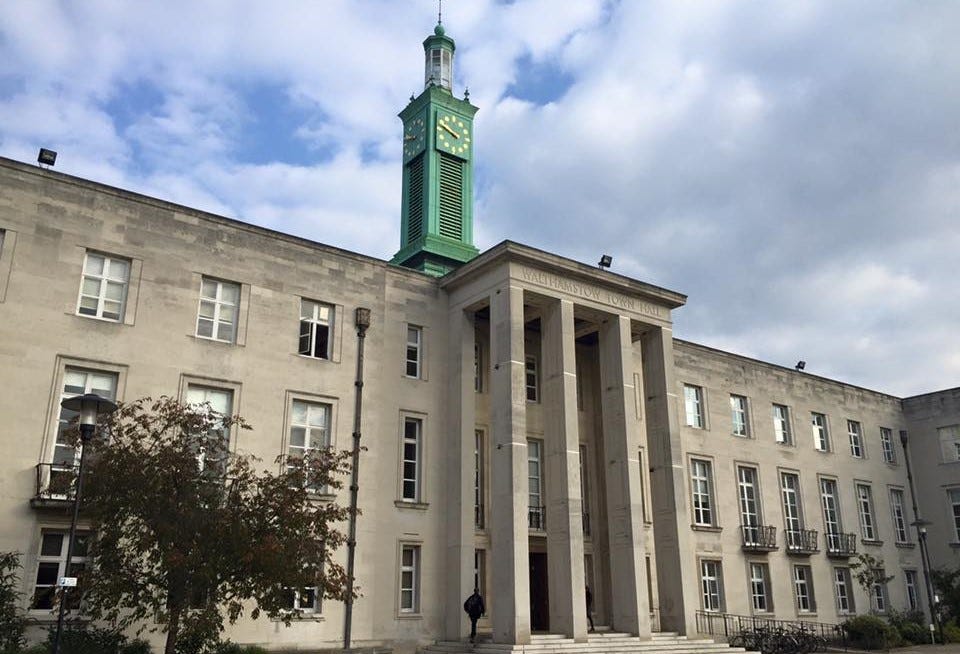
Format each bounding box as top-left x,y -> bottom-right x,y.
529,552 -> 549,632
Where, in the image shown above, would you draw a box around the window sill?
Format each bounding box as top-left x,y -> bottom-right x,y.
74,312 -> 125,325
949,542 -> 960,549
861,539 -> 884,547
691,525 -> 722,533
273,613 -> 325,623
191,334 -> 238,346
295,353 -> 334,364
894,542 -> 916,549
775,441 -> 795,448
397,613 -> 423,620
395,500 -> 429,510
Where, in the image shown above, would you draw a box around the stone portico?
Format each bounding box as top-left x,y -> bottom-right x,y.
440,242 -> 698,644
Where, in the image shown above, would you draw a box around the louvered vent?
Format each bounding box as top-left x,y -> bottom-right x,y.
438,153 -> 463,241
407,154 -> 424,242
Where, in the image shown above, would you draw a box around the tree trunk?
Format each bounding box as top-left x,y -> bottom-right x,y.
165,604 -> 182,654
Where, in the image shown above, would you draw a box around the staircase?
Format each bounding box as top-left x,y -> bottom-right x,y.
421,630 -> 751,654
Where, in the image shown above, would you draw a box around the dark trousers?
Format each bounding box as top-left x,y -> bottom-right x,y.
469,616 -> 479,640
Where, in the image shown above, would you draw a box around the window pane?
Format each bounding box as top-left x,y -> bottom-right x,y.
40,533 -> 64,557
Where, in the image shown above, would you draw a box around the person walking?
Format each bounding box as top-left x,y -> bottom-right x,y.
464,588 -> 485,643
585,585 -> 595,632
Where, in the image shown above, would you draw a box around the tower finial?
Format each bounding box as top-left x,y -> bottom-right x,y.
438,0 -> 442,25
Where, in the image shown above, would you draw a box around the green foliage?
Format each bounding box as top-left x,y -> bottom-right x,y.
20,645 -> 50,654
842,614 -> 897,650
120,639 -> 154,654
43,625 -> 126,654
0,552 -> 26,652
888,609 -> 930,645
849,552 -> 894,611
211,643 -> 267,654
77,397 -> 355,654
943,619 -> 960,643
933,566 -> 960,623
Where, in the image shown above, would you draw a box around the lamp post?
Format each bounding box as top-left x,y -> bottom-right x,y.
899,430 -> 942,643
52,393 -> 117,654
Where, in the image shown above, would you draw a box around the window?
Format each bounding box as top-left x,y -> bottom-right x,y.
880,428 -> 895,463
399,544 -> 420,613
638,449 -> 649,522
848,420 -> 864,458
400,417 -> 422,502
580,445 -> 590,535
196,277 -> 240,343
937,425 -> 960,462
773,404 -> 792,444
186,386 -> 233,474
32,531 -> 89,610
949,488 -> 960,541
834,567 -> 855,614
889,489 -> 909,544
299,300 -> 333,359
820,478 -> 844,551
684,385 -> 704,428
77,252 -> 129,321
730,395 -> 749,437
691,459 -> 715,526
405,326 -> 422,378
474,430 -> 485,528
737,466 -> 762,543
812,413 -> 830,452
793,565 -> 815,612
528,439 -> 544,529
474,550 -> 486,607
700,560 -> 723,612
285,586 -> 320,614
525,356 -> 539,402
905,570 -> 920,611
781,472 -> 804,548
474,342 -> 482,392
856,483 -> 877,541
871,570 -> 888,613
289,400 -> 331,490
51,369 -> 118,496
750,562 -> 771,612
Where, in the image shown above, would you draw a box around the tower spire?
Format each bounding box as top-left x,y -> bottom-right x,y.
438,0 -> 442,26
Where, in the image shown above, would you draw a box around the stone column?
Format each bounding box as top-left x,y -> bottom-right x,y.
542,298 -> 588,640
598,315 -> 650,637
444,308 -> 477,640
640,326 -> 697,635
489,285 -> 531,643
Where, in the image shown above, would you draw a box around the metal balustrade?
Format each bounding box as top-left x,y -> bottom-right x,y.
740,524 -> 778,551
528,505 -> 546,531
825,531 -> 857,558
785,528 -> 819,554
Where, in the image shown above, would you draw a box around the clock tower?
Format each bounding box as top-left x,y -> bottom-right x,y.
391,21 -> 479,276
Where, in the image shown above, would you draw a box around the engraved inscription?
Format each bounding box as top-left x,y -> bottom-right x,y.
519,267 -> 666,319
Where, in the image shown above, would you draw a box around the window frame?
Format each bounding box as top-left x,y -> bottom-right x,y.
781,471 -> 805,548
773,403 -> 792,445
749,561 -> 772,613
399,414 -> 424,503
525,355 -> 540,403
812,412 -> 830,452
405,325 -> 423,379
856,482 -> 878,541
528,438 -> 544,528
298,299 -> 335,360
475,429 -> 485,529
690,458 -> 716,527
871,570 -> 889,614
737,465 -> 763,538
847,420 -> 864,458
889,488 -> 909,544
730,394 -> 749,437
904,570 -> 920,612
31,530 -> 90,611
948,488 -> 960,542
287,398 -> 333,493
793,564 -> 816,613
834,567 -> 855,614
398,542 -> 422,615
196,277 -> 241,343
76,251 -> 131,322
699,559 -> 724,612
820,477 -> 844,550
880,427 -> 896,464
185,384 -> 235,475
684,384 -> 705,428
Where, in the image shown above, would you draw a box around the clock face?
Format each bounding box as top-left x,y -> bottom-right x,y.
403,114 -> 426,162
435,110 -> 471,160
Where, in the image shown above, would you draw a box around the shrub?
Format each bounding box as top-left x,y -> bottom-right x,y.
842,614 -> 897,650
944,619 -> 960,644
888,609 -> 930,645
120,639 -> 154,654
0,552 -> 26,652
22,645 -> 51,654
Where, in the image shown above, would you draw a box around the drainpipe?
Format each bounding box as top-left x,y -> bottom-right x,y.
899,430 -> 942,643
344,307 -> 371,651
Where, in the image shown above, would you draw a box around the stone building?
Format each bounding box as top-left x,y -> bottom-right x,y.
0,19 -> 957,654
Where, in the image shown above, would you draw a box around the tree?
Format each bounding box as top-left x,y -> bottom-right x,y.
0,551 -> 27,652
932,566 -> 960,623
72,397 -> 354,654
850,552 -> 895,613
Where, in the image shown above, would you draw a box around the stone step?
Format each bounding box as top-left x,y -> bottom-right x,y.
423,646 -> 745,654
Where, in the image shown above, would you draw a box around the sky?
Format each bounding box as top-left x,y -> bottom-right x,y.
1,0 -> 958,396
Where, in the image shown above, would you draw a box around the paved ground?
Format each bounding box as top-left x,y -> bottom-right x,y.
835,646 -> 960,654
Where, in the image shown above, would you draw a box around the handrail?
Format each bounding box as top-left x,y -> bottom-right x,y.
695,610 -> 844,643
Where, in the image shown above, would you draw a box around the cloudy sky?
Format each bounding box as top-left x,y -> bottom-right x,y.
1,0 -> 958,396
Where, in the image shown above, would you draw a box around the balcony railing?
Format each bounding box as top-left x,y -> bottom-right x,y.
582,512 -> 591,536
785,528 -> 819,555
475,503 -> 485,529
825,531 -> 857,558
740,524 -> 778,551
32,462 -> 78,506
529,505 -> 546,531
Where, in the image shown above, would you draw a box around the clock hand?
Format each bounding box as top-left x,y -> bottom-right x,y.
440,122 -> 460,138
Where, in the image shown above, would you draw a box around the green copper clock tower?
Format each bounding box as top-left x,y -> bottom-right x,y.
391,21 -> 479,276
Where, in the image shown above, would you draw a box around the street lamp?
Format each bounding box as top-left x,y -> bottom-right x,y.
899,430 -> 942,644
52,393 -> 117,654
